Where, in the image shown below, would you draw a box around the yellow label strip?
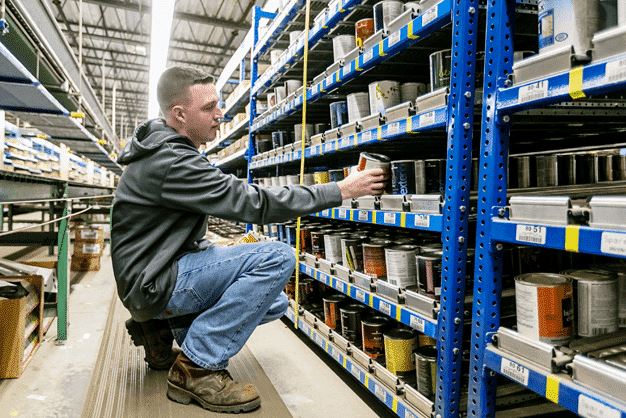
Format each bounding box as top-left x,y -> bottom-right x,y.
377,126 -> 383,140
392,397 -> 398,413
407,21 -> 419,40
349,209 -> 354,221
368,294 -> 374,307
569,66 -> 586,99
371,210 -> 377,224
565,225 -> 580,253
342,357 -> 347,368
546,375 -> 560,404
406,117 -> 413,133
400,212 -> 407,228
395,306 -> 402,321
331,209 -> 336,219
378,42 -> 385,57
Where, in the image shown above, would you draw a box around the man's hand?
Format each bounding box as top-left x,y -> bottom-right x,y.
336,168 -> 389,200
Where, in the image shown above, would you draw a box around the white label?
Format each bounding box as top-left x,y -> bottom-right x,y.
500,359 -> 529,386
419,111 -> 436,127
363,49 -> 374,63
335,281 -> 345,293
82,243 -> 101,254
351,363 -> 361,379
322,209 -> 330,217
518,80 -> 548,104
322,274 -> 330,285
404,411 -> 419,418
578,395 -> 620,418
422,4 -> 438,26
605,59 -> 626,84
338,208 -> 348,218
374,384 -> 387,401
515,224 -> 547,244
325,75 -> 334,86
361,130 -> 372,142
358,210 -> 369,221
383,212 -> 397,224
356,289 -> 366,302
387,122 -> 400,136
379,300 -> 392,316
410,315 -> 425,332
306,266 -> 314,276
324,142 -> 333,153
601,232 -> 626,256
80,229 -> 99,239
414,214 -> 430,228
388,30 -> 401,47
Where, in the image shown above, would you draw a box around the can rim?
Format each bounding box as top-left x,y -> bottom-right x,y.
515,272 -> 572,286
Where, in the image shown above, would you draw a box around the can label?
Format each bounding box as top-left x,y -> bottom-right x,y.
81,243 -> 101,255
538,8 -> 555,49
384,336 -> 417,374
387,250 -> 417,288
80,229 -> 99,240
577,280 -> 618,337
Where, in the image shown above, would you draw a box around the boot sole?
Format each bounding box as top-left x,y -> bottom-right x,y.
167,381 -> 261,413
125,319 -> 175,371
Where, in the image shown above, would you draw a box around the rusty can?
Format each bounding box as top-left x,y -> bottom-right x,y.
415,345 -> 437,400
361,316 -> 390,359
383,328 -> 418,386
355,18 -> 375,47
363,239 -> 391,279
323,294 -> 347,330
515,273 -> 574,344
340,303 -> 367,347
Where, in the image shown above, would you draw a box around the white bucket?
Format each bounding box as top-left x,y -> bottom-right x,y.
400,82 -> 428,103
347,92 -> 371,123
368,80 -> 401,116
332,35 -> 356,62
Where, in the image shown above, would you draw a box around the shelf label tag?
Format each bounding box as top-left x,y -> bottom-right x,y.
518,80 -> 548,104
361,130 -> 373,142
363,48 -> 374,64
500,359 -> 529,386
383,212 -> 397,224
387,121 -> 400,136
605,58 -> 626,84
388,30 -> 401,47
351,363 -> 361,379
339,208 -> 348,218
578,395 -> 620,418
515,224 -> 547,245
337,281 -> 347,293
358,210 -> 369,221
355,289 -> 366,302
322,209 -> 330,217
422,3 -> 439,26
374,384 -> 387,402
419,111 -> 436,127
409,315 -> 425,332
600,232 -> 626,256
379,300 -> 392,316
414,214 -> 430,228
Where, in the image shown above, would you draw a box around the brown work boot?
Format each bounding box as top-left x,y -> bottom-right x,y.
167,352 -> 261,413
125,318 -> 178,370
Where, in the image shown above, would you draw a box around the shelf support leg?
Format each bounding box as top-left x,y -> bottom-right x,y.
56,185 -> 70,342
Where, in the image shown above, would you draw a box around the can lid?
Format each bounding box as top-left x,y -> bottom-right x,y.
361,316 -> 389,326
515,272 -> 572,286
340,303 -> 367,313
363,239 -> 391,248
414,345 -> 437,359
387,244 -> 419,252
592,264 -> 626,277
323,294 -> 347,303
561,269 -> 616,282
383,328 -> 416,340
391,160 -> 417,164
360,152 -> 391,163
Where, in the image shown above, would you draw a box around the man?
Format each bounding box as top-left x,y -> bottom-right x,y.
111,66 -> 387,413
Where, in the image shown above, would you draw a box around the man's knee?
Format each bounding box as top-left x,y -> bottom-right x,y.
263,241 -> 296,274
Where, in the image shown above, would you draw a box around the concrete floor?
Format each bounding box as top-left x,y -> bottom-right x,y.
0,246 -> 392,418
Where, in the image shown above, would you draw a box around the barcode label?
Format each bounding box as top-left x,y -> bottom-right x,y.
405,411 -> 419,418
601,232 -> 626,256
518,80 -> 548,103
323,142 -> 334,153
374,384 -> 387,401
339,208 -> 348,218
322,209 -> 330,217
515,225 -> 547,244
80,230 -> 98,239
500,359 -> 529,385
337,281 -> 347,293
410,315 -> 425,332
414,214 -> 430,228
358,210 -> 369,221
322,274 -> 331,285
388,30 -> 401,47
351,363 -> 361,379
363,49 -> 374,63
419,111 -> 436,127
361,130 -> 373,142
578,395 -> 620,418
384,212 -> 397,224
379,300 -> 392,315
325,74 -> 334,86
422,2 -> 439,25
82,243 -> 101,254
387,122 -> 400,135
356,289 -> 366,302
605,59 -> 626,84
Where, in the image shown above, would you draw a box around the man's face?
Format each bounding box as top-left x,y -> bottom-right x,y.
182,83 -> 222,145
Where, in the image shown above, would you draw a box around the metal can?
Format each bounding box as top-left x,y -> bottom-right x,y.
418,335 -> 437,347
429,49 -> 452,91
594,264 -> 626,328
347,92 -> 371,123
557,153 -> 577,186
255,137 -> 273,153
300,226 -> 317,252
340,303 -> 367,347
368,80 -> 401,116
391,160 -> 417,195
303,173 -> 315,186
311,229 -> 331,259
614,154 -> 626,181
329,101 -> 348,129
355,18 -> 375,47
373,1 -> 404,32
299,278 -> 317,305
313,170 -> 330,184
563,269 -> 619,337
363,239 -> 390,279
598,153 -> 614,182
358,152 -> 391,172
512,155 -> 532,188
361,316 -> 390,359
400,82 -> 427,103
341,235 -> 367,271
416,247 -> 443,298
332,34 -> 356,62
324,232 -> 349,264
328,169 -> 345,182
294,123 -> 314,143
383,328 -> 418,386
424,159 -> 446,194
385,245 -> 419,288
535,155 -> 558,187
415,345 -> 437,400
515,273 -> 574,344
576,153 -> 598,184
324,294 -> 347,330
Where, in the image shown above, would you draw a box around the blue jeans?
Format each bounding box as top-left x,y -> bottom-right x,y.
156,241 -> 295,370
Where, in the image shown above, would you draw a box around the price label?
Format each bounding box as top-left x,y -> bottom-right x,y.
518,80 -> 548,104
361,130 -> 373,142
351,363 -> 361,379
404,411 -> 419,418
339,208 -> 348,218
374,384 -> 387,402
422,3 -> 439,26
336,281 -> 346,293
322,209 -> 331,217
578,395 -> 620,418
419,111 -> 436,127
387,122 -> 400,136
515,225 -> 547,244
379,300 -> 392,316
600,232 -> 626,256
388,30 -> 401,47
355,289 -> 366,302
410,315 -> 426,332
325,74 -> 335,87
383,212 -> 397,224
414,214 -> 430,228
500,359 -> 529,385
605,58 -> 626,84
322,274 -> 331,285
363,48 -> 374,63
358,210 -> 369,221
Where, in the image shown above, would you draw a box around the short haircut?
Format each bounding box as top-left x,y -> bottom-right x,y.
157,66 -> 215,114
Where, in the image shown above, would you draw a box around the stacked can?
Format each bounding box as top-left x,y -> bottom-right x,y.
383,329 -> 418,386
324,232 -> 350,264
323,294 -> 347,330
385,245 -> 419,288
416,245 -> 444,298
361,316 -> 390,360
363,239 -> 392,279
340,304 -> 368,347
415,345 -> 437,400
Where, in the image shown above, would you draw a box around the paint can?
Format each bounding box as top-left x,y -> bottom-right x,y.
400,82 -> 428,103
613,154 -> 626,181
429,49 -> 452,91
285,279 -> 296,300
267,92 -> 277,108
303,173 -> 315,186
593,264 -> 626,328
535,155 -> 558,187
330,101 -> 349,128
299,277 -> 317,305
368,80 -> 401,116
285,79 -> 302,96
289,30 -> 302,44
515,273 -> 574,344
416,247 -> 443,298
323,294 -> 348,330
347,92 -> 371,123
278,176 -> 287,186
255,137 -> 273,153
385,245 -> 419,288
300,226 -> 317,252
313,170 -> 330,184
510,155 -> 532,188
294,124 -> 314,143
270,177 -> 279,187
332,35 -> 356,62
329,169 -> 345,182
557,153 -> 577,186
324,232 -> 350,264
424,159 -> 446,194
361,316 -> 390,359
286,175 -> 299,185
563,269 -> 619,337
270,49 -> 284,65
272,131 -> 290,149
355,18 -> 375,47
363,239 -> 391,279
275,86 -> 287,103
358,152 -> 391,173
284,223 -> 296,246
373,1 -> 404,32
597,152 -> 614,182
311,229 -> 329,259
576,153 -> 598,184
341,236 -> 367,271
340,303 -> 367,346
391,160 -> 417,195
418,335 -> 437,347
314,123 -> 329,135
383,328 -> 418,385
415,345 -> 437,400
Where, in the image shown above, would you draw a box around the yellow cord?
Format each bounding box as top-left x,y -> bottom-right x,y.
293,0 -> 312,329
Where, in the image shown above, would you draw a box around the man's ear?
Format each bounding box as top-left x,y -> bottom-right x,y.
172,105 -> 186,124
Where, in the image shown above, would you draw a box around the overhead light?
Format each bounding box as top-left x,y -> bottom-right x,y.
147,0 -> 176,119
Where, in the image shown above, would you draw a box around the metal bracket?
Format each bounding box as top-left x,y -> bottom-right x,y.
334,264 -> 351,281
375,279 -> 403,303
570,355 -> 626,403
589,196 -> 626,231
415,87 -> 448,113
494,327 -> 562,372
592,25 -> 626,61
512,45 -> 572,85
380,195 -> 406,211
509,195 -> 583,225
352,271 -> 375,291
403,288 -> 438,319
409,194 -> 443,214
385,101 -> 415,123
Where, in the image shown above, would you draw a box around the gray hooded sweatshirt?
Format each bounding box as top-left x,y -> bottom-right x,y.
112,119 -> 342,321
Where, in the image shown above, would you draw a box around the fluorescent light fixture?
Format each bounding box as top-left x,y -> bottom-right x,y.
147,0 -> 176,119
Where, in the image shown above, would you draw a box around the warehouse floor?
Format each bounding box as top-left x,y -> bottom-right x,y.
0,244 -> 395,418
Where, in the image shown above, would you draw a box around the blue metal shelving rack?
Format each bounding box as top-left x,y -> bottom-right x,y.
238,0 -> 481,416
467,1 -> 626,417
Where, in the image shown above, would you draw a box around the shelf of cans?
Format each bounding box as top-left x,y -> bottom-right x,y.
222,80 -> 251,121
468,1 -> 626,417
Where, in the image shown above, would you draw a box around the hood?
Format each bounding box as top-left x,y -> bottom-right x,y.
117,119 -> 184,164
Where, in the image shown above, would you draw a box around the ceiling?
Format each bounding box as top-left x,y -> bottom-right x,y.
53,0 -> 259,138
